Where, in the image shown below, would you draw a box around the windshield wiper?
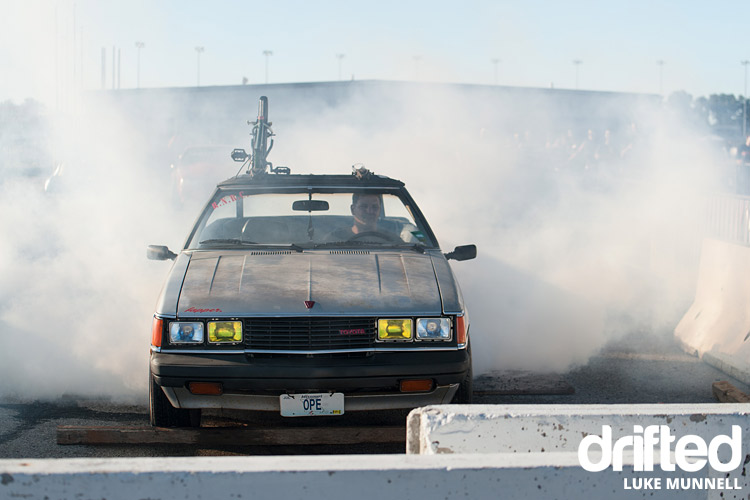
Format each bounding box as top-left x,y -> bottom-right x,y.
199,239 -> 303,252
312,241 -> 428,253
285,243 -> 305,252
199,238 -> 258,245
397,243 -> 427,254
313,240 -> 385,248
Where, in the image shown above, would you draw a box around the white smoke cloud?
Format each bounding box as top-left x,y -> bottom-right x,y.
0,102 -> 185,402
277,85 -> 723,374
0,82 -> 728,403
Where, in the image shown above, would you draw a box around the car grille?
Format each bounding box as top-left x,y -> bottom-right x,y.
244,317 -> 376,351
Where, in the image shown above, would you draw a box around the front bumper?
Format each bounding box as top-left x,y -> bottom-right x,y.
150,349 -> 469,411
163,384 -> 458,411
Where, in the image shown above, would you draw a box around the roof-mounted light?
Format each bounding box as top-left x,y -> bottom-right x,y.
352,164 -> 374,180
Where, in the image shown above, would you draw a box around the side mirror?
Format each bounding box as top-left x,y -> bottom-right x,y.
445,244 -> 476,261
147,245 -> 177,261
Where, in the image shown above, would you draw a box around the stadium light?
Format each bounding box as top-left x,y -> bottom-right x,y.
742,60 -> 749,138
263,50 -> 273,84
135,41 -> 144,88
336,53 -> 345,81
195,46 -> 205,86
573,60 -> 582,90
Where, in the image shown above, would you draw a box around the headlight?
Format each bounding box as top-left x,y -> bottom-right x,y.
208,321 -> 243,343
377,319 -> 412,341
416,318 -> 451,341
169,322 -> 204,344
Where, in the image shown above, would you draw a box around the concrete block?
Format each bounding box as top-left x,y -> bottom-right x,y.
674,238 -> 750,384
407,403 -> 750,496
0,454 -> 718,500
407,403 -> 750,456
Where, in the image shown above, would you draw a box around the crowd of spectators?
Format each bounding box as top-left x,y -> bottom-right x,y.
489,119 -> 750,195
483,122 -> 649,190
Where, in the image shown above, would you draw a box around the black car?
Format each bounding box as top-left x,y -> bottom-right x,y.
147,98 -> 476,426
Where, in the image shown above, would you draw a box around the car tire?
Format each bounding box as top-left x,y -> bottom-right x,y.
452,346 -> 473,404
149,373 -> 201,428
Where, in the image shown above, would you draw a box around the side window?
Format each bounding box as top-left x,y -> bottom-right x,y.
382,195 -> 415,222
205,202 -> 236,225
381,195 -> 426,243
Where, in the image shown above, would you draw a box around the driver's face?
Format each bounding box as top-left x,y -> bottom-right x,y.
351,195 -> 381,229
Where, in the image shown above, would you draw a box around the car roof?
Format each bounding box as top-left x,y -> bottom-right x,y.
216,173 -> 406,189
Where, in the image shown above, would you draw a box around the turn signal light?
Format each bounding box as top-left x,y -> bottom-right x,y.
456,316 -> 467,347
400,379 -> 434,393
151,317 -> 163,347
188,382 -> 223,395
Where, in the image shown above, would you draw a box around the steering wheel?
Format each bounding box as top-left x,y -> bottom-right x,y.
347,231 -> 401,242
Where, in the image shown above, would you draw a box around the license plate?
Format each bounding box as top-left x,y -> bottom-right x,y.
279,393 -> 344,417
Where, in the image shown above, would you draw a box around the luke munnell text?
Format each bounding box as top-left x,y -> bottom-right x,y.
624,478 -> 742,490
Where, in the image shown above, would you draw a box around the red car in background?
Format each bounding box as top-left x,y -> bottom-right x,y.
171,146 -> 234,206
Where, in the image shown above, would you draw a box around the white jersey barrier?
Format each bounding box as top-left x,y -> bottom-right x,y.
674,238 -> 750,385
0,453 -> 725,500
406,403 -> 750,455
407,403 -> 749,495
3,404 -> 749,500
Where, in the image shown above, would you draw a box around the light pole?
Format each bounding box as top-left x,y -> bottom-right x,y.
195,46 -> 204,86
742,60 -> 749,138
135,41 -> 144,88
263,50 -> 273,84
336,53 -> 345,81
573,60 -> 582,90
491,58 -> 500,85
413,55 -> 422,81
657,60 -> 665,95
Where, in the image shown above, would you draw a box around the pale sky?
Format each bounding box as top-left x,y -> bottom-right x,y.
3,0 -> 750,105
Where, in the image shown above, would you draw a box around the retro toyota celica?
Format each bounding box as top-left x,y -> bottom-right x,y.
147,168 -> 476,427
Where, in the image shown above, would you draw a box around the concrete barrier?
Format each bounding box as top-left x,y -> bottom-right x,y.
3,403 -> 749,499
0,453 -> 717,500
406,403 -> 750,497
406,403 -> 750,455
674,238 -> 750,385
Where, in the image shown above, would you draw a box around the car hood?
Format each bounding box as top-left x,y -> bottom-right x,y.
175,250 -> 445,316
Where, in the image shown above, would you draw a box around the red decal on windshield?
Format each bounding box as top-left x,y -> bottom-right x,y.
211,191 -> 245,210
185,307 -> 222,313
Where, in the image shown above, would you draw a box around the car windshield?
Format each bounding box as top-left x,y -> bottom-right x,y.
186,189 -> 437,249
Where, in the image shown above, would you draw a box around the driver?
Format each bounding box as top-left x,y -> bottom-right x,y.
327,193 -> 387,241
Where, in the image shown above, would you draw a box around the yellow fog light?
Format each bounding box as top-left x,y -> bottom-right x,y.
377,319 -> 412,341
208,321 -> 243,343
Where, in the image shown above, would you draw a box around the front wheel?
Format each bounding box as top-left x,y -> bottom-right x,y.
149,373 -> 201,427
452,347 -> 473,404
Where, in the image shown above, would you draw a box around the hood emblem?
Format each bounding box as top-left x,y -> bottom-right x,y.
304,301 -> 315,309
